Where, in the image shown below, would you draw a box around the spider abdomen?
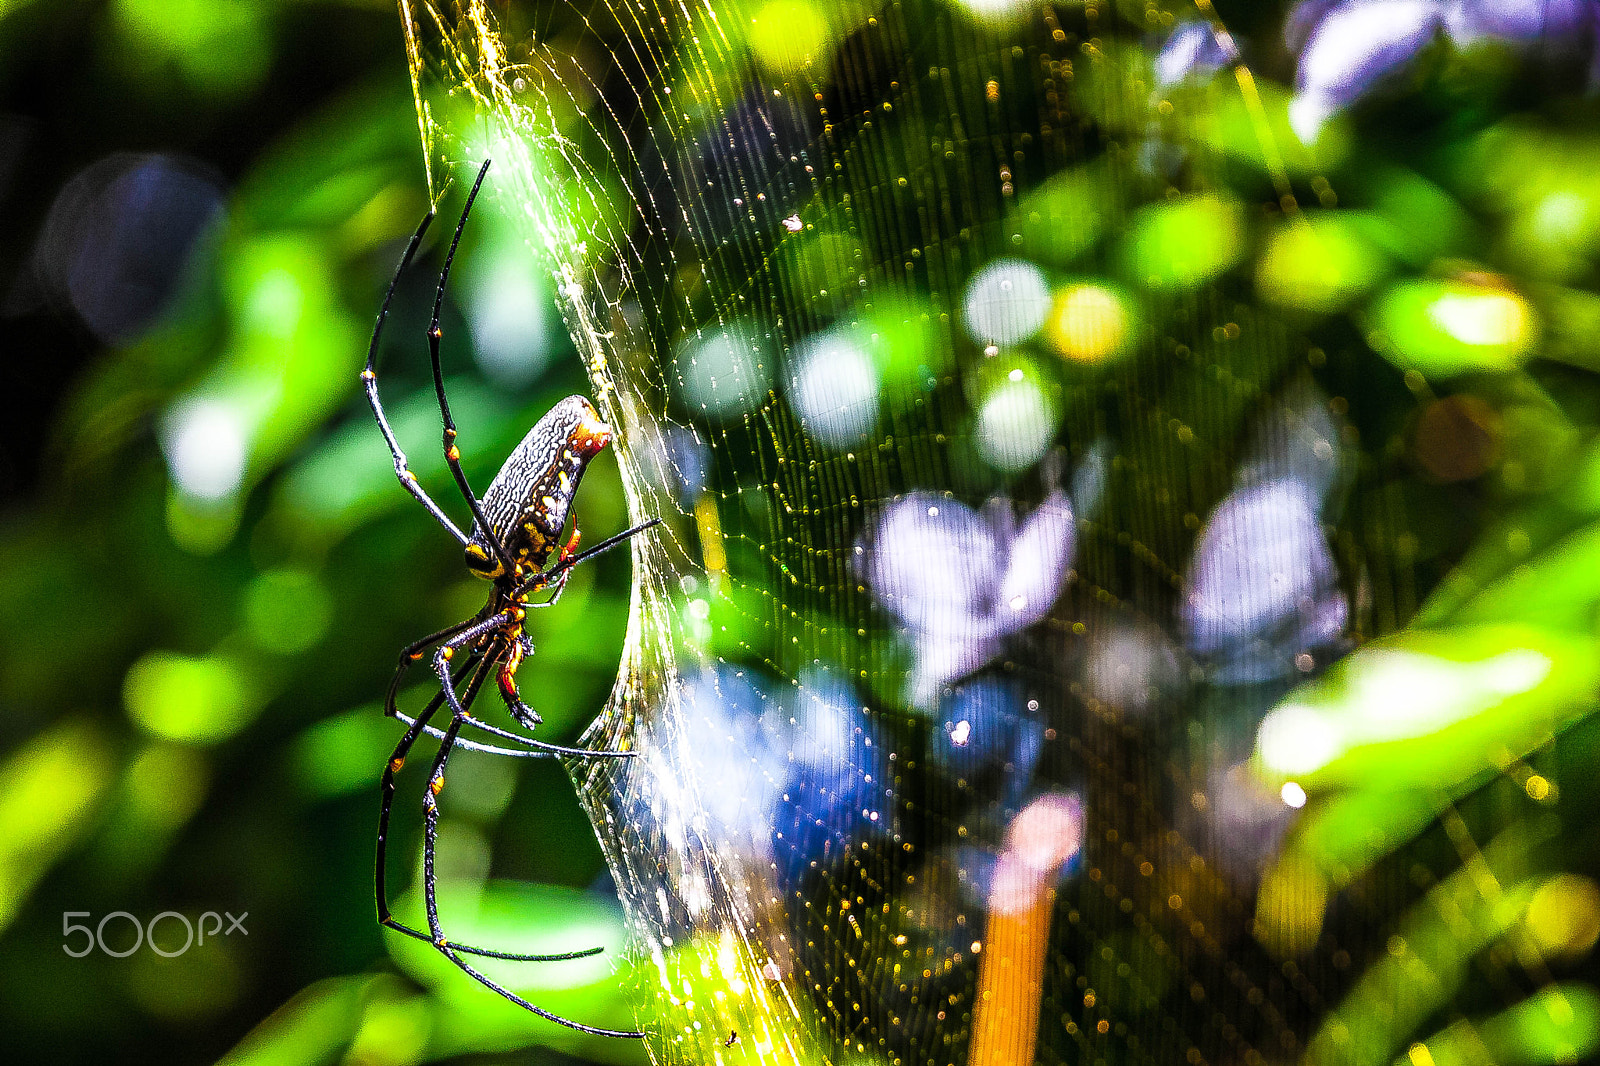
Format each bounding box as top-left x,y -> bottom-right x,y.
463,395 -> 613,578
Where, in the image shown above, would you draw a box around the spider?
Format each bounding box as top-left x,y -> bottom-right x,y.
363,159 -> 654,1039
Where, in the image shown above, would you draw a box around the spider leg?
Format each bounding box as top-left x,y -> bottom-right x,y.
361,206 -> 472,549
384,609 -> 494,725
513,522 -> 585,609
426,159 -> 516,576
497,632 -> 542,726
416,516 -> 666,758
390,521 -> 652,755
517,517 -> 662,601
427,647 -> 645,1038
377,642 -> 599,964
394,711 -> 634,759
429,629 -> 633,759
484,634 -> 631,760
436,942 -> 646,1040
561,523 -> 583,562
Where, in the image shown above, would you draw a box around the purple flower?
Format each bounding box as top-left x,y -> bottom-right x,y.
1289,0 -> 1449,143
1287,0 -> 1349,51
1182,379 -> 1349,682
1288,0 -> 1600,141
1446,0 -> 1599,45
860,490 -> 1075,705
1181,478 -> 1348,682
1154,21 -> 1240,87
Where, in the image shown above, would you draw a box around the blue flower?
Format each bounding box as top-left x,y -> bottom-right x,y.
771,668 -> 891,890
934,677 -> 1044,812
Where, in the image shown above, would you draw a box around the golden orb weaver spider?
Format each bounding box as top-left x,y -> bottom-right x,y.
363,159 -> 654,1038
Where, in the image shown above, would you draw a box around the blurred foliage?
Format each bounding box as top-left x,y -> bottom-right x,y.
5,0 -> 1600,1065
0,1 -> 641,1063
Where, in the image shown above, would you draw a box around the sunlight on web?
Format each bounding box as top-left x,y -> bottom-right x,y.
393,2 -> 1585,1064
393,1 -> 1328,1061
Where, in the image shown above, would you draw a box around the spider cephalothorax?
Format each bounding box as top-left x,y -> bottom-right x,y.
360,159 -> 653,1039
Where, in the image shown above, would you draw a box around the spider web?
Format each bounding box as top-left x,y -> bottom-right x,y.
393,2 -> 1580,1065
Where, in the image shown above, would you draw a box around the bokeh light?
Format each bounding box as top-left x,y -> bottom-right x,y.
32,153 -> 223,343
1411,394 -> 1502,482
1255,214 -> 1387,311
244,568 -> 333,654
1525,875 -> 1600,960
462,236 -> 553,389
951,0 -> 1036,24
963,258 -> 1052,347
1121,194 -> 1244,290
1046,282 -> 1131,362
676,324 -> 775,420
747,0 -> 834,74
786,329 -> 881,449
161,397 -> 249,502
123,652 -> 255,744
0,722 -> 111,932
1373,279 -> 1538,376
975,373 -> 1058,473
111,0 -> 273,95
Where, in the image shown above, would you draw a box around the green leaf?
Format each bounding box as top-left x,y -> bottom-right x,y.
1371,280 -> 1538,378
215,975 -> 373,1066
1254,625 -> 1599,792
1404,983 -> 1600,1066
1306,823 -> 1554,1066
